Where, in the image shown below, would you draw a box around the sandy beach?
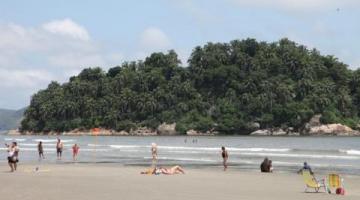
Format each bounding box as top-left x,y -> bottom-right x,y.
1,163 -> 359,200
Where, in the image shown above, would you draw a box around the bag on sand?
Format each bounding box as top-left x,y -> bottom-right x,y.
336,187 -> 345,195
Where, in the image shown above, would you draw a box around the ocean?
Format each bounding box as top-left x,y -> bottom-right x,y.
1,135 -> 360,175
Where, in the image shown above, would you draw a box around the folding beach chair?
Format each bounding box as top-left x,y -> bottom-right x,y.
302,170 -> 327,193
327,173 -> 344,194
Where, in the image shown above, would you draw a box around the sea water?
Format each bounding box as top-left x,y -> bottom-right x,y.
1,135 -> 360,174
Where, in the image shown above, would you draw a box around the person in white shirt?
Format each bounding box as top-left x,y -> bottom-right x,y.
5,142 -> 19,172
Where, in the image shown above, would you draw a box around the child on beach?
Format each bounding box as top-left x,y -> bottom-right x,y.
38,141 -> 45,160
56,138 -> 64,160
72,144 -> 80,161
221,146 -> 229,171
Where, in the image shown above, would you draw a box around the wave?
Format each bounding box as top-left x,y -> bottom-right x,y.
32,139 -> 75,143
238,152 -> 360,160
18,143 -> 72,147
88,144 -> 107,147
4,138 -> 26,142
228,148 -> 290,152
339,149 -> 360,155
144,156 -> 216,162
109,145 -> 145,149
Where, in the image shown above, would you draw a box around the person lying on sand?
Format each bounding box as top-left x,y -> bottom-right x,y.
140,166 -> 185,175
159,165 -> 185,175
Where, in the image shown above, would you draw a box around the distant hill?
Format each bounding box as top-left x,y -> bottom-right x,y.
0,108 -> 26,131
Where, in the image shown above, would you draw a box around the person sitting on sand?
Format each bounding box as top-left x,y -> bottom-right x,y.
260,157 -> 272,173
221,146 -> 229,171
38,141 -> 45,160
268,160 -> 273,172
298,162 -> 314,175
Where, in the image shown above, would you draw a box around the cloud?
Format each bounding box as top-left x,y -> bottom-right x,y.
0,19 -> 123,108
42,18 -> 90,41
0,68 -> 54,89
228,0 -> 360,12
139,27 -> 171,51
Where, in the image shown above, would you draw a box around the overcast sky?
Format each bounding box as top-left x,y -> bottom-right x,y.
0,0 -> 359,109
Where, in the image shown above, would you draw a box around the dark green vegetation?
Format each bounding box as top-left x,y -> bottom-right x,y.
21,39 -> 360,134
0,108 -> 25,131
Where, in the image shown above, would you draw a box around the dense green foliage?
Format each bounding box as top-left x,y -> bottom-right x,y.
21,38 -> 360,134
0,108 -> 25,131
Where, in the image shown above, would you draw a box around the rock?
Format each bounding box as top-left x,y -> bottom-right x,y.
288,132 -> 300,136
7,129 -> 21,135
130,127 -> 157,136
247,122 -> 260,130
309,114 -> 322,126
186,129 -> 216,136
112,131 -> 129,136
157,123 -> 177,135
272,128 -> 287,136
308,123 -> 360,136
250,129 -> 271,136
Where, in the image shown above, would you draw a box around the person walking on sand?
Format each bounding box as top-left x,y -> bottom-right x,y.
6,142 -> 19,172
56,138 -> 64,160
72,144 -> 80,161
38,141 -> 45,160
221,146 -> 229,171
151,143 -> 158,166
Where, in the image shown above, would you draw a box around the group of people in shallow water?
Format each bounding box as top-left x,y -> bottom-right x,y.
5,139 -> 315,176
5,138 -> 80,172
39,138 -> 80,161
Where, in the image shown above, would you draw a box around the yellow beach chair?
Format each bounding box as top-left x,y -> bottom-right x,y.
327,174 -> 344,193
302,170 -> 327,193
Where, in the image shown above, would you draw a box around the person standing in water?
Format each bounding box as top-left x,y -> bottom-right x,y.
56,138 -> 64,160
38,141 -> 45,160
151,143 -> 158,167
221,146 -> 229,171
72,144 -> 80,161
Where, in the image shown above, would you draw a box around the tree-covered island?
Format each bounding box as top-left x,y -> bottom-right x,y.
20,38 -> 360,135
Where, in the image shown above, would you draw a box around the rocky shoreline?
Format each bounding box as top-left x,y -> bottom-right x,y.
6,115 -> 360,136
7,122 -> 218,136
250,114 -> 360,136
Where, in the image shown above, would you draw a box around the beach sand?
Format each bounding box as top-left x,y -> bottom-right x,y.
1,163 -> 359,200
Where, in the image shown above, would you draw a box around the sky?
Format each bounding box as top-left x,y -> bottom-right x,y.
0,0 -> 360,109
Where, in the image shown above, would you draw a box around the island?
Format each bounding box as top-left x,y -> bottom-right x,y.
18,38 -> 360,136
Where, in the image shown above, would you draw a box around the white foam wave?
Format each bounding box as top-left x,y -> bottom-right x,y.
19,143 -> 71,147
340,149 -> 360,155
4,138 -> 26,142
238,152 -> 360,160
228,148 -> 291,152
107,145 -> 291,153
32,139 -> 75,143
144,156 -> 216,162
88,144 -> 106,147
